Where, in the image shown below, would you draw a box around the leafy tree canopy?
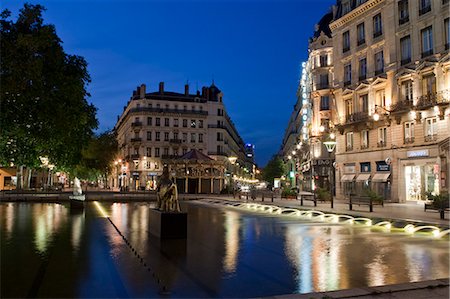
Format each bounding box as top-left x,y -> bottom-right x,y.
0,3 -> 98,170
262,155 -> 286,185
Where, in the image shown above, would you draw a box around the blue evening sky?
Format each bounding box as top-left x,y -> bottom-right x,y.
3,0 -> 334,166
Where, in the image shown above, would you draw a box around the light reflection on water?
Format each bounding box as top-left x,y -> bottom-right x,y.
0,202 -> 448,298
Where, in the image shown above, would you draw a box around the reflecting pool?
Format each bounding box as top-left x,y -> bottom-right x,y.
1,201 -> 448,298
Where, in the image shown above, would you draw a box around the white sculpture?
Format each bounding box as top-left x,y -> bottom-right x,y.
73,177 -> 83,195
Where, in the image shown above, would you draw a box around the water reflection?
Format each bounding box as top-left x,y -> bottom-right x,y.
0,202 -> 448,299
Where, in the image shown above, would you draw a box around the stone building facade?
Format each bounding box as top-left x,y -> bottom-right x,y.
114,82 -> 253,192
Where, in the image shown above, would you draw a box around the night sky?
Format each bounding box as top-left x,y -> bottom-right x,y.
4,0 -> 334,166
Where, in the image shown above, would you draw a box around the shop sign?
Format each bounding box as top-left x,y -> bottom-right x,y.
132,172 -> 139,177
147,172 -> 158,176
343,163 -> 356,174
407,150 -> 429,158
312,159 -> 331,166
376,161 -> 390,171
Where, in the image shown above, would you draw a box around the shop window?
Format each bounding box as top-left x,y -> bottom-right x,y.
360,162 -> 371,172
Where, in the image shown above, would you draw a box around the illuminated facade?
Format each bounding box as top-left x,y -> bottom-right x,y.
114,82 -> 254,192
330,0 -> 450,201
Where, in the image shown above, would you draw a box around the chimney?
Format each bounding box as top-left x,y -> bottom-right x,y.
184,84 -> 189,96
140,84 -> 146,99
159,82 -> 164,94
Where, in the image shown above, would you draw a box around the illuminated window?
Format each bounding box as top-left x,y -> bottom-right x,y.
361,130 -> 369,148
404,121 -> 415,143
378,127 -> 387,147
346,132 -> 354,151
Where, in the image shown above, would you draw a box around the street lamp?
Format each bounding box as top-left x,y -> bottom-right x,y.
373,104 -> 393,121
324,138 -> 337,208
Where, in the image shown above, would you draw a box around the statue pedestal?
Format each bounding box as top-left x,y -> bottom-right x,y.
149,209 -> 187,239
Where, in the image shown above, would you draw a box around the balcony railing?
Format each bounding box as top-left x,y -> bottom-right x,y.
421,49 -> 433,58
416,92 -> 437,109
344,80 -> 351,87
374,68 -> 384,76
345,111 -> 369,124
391,100 -> 413,112
361,144 -> 369,149
373,31 -> 382,38
317,83 -> 330,89
343,46 -> 350,53
377,141 -> 386,148
357,39 -> 365,46
169,139 -> 182,144
130,154 -> 140,160
399,16 -> 409,25
131,121 -> 143,127
346,145 -> 353,151
446,43 -> 450,50
208,151 -> 228,156
419,5 -> 431,16
161,154 -> 180,159
404,137 -> 415,144
401,57 -> 411,65
358,74 -> 367,81
131,138 -> 142,142
425,134 -> 437,142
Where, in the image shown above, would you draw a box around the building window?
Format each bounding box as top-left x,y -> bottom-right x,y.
155,148 -> 160,157
147,131 -> 152,141
146,161 -> 151,169
164,132 -> 169,141
445,18 -> 450,50
174,132 -> 178,140
182,133 -> 187,142
147,117 -> 152,126
359,57 -> 367,80
156,104 -> 160,109
360,162 -> 371,172
319,74 -> 329,88
343,30 -> 350,53
199,133 -> 203,143
191,120 -> 196,128
422,74 -> 436,95
344,64 -> 352,86
320,96 -> 330,110
320,54 -> 328,67
373,13 -> 382,38
217,132 -> 223,141
155,117 -> 160,126
374,51 -> 384,75
199,120 -> 203,128
375,89 -> 387,107
398,0 -> 409,25
345,99 -> 353,117
174,104 -> 178,111
146,147 -> 152,157
346,132 -> 354,151
191,133 -> 196,143
419,0 -> 431,16
404,121 -> 415,143
342,0 -> 351,14
164,118 -> 169,126
360,94 -> 369,113
357,22 -> 365,46
421,26 -> 433,57
361,130 -> 369,149
401,80 -> 413,102
377,127 -> 387,147
182,148 -> 187,155
155,132 -> 160,141
174,118 -> 179,127
217,108 -> 223,116
182,119 -> 187,127
425,117 -> 437,141
217,145 -> 222,154
400,35 -> 411,65
163,148 -> 169,156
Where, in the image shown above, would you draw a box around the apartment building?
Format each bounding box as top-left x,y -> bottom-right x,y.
330,0 -> 449,202
114,82 -> 253,192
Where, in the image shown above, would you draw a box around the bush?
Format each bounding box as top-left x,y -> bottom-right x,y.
363,189 -> 384,202
316,187 -> 331,201
281,188 -> 297,197
426,191 -> 449,208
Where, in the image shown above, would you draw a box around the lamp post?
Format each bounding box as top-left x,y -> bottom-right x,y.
324,136 -> 337,208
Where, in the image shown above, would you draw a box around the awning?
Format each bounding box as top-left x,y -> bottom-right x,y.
341,174 -> 355,182
356,173 -> 371,182
372,173 -> 390,182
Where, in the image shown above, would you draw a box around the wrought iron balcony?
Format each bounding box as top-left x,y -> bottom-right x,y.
161,154 -> 180,159
344,80 -> 351,87
416,92 -> 437,110
425,134 -> 437,142
419,5 -> 431,16
131,137 -> 142,142
358,74 -> 367,81
404,137 -> 415,144
377,141 -> 386,148
169,139 -> 182,144
390,100 -> 413,113
130,154 -> 140,160
357,39 -> 365,46
346,145 -> 353,152
343,46 -> 350,53
374,68 -> 384,76
131,121 -> 143,127
421,49 -> 434,58
399,16 -> 409,25
361,144 -> 369,150
373,30 -> 382,38
400,58 -> 411,66
345,111 -> 369,124
317,83 -> 330,89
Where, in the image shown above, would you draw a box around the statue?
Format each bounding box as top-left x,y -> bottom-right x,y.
156,166 -> 180,212
73,177 -> 83,196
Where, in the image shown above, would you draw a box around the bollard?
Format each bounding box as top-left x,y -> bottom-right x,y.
246,193 -> 248,200
262,193 -> 264,202
271,193 -> 274,202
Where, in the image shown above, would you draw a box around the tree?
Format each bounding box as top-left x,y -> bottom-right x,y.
74,131 -> 118,187
0,4 -> 98,187
262,155 -> 286,186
